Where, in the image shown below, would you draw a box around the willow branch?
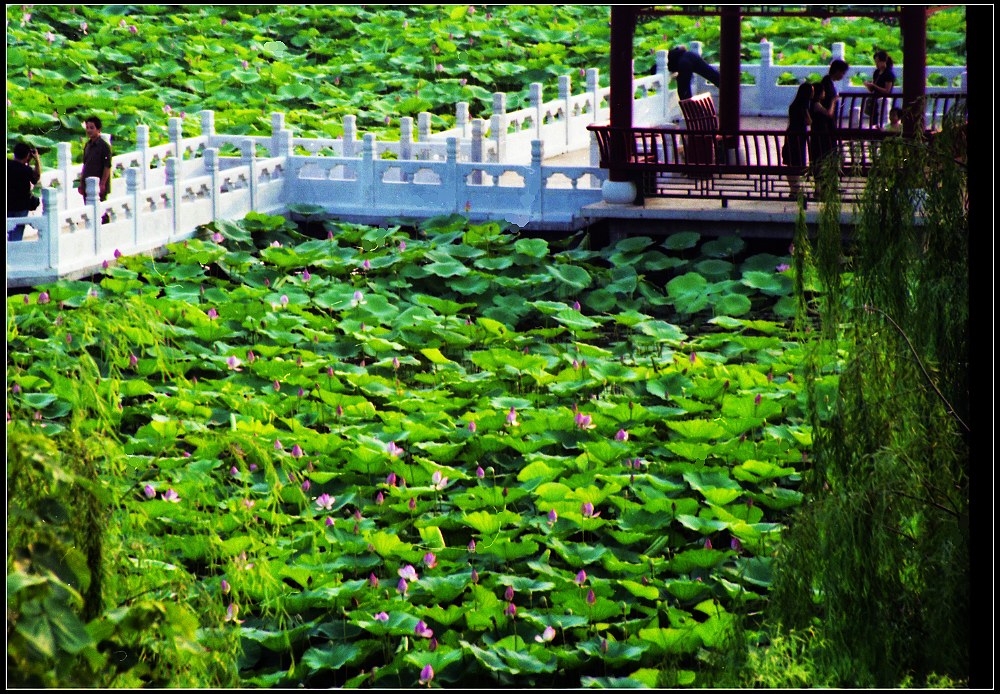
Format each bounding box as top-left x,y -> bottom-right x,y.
862,303 -> 969,433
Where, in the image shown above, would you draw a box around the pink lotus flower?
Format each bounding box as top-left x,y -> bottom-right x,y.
505,602 -> 517,618
325,516 -> 334,527
704,537 -> 713,550
476,465 -> 485,479
386,441 -> 404,458
398,241 -> 406,252
162,489 -> 181,503
273,379 -> 281,392
291,444 -> 304,458
207,307 -> 219,320
376,491 -> 384,505
300,479 -> 311,492
414,620 -> 434,638
535,625 -> 557,643
419,664 -> 434,686
274,439 -> 283,451
581,501 -> 600,518
431,471 -> 449,490
128,25 -> 138,34
45,31 -> 55,43
224,602 -> 243,623
547,508 -> 558,525
144,484 -> 156,498
221,579 -> 230,594
468,420 -> 477,433
397,578 -> 409,595
399,564 -> 419,582
386,472 -> 397,486
506,407 -> 519,427
302,269 -> 311,282
352,290 -> 364,306
586,588 -> 596,605
314,493 -> 335,510
504,585 -> 515,601
226,355 -> 242,370
129,354 -> 138,368
374,611 -> 389,622
38,291 -> 50,304
362,259 -> 371,271
615,429 -> 629,442
468,539 -> 476,552
423,552 -> 437,569
575,570 -> 587,586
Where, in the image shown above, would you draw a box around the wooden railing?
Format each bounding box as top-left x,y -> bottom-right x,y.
835,90 -> 968,130
587,124 -> 896,205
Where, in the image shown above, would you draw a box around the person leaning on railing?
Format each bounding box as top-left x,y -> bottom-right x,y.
781,81 -> 814,203
7,141 -> 41,242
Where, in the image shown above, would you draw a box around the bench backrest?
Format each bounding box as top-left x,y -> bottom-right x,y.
679,93 -> 719,132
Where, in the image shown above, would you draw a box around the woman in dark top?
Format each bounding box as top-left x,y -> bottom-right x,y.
864,50 -> 897,126
782,81 -> 814,198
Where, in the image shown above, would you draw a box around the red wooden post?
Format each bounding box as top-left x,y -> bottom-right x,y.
900,5 -> 927,136
719,6 -> 742,134
609,6 -> 637,182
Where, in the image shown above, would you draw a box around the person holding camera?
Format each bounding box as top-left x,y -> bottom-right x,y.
7,142 -> 42,242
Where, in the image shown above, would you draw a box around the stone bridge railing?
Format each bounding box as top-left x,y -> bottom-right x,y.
7,43 -> 966,287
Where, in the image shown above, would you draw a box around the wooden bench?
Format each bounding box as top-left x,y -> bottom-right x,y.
587,124 -> 891,206
678,93 -> 721,165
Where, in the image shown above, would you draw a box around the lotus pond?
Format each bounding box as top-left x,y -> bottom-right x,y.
6,211 -> 839,688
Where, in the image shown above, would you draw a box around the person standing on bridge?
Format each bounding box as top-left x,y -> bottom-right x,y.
78,115 -> 112,205
7,142 -> 42,242
667,45 -> 721,101
781,81 -> 814,202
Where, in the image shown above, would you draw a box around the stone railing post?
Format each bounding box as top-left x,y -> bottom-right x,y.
135,124 -> 150,189
85,176 -> 101,254
342,115 -> 357,157
125,167 -> 140,247
470,118 -> 484,184
491,92 -> 507,162
655,49 -> 670,119
240,139 -> 257,213
271,112 -> 286,158
166,157 -> 181,239
360,133 -> 376,210
759,39 -> 775,113
168,117 -> 183,161
204,148 -> 220,221
529,82 -> 543,139
57,142 -> 74,210
199,109 -> 216,137
529,139 -> 544,221
558,75 -> 572,149
41,187 -> 60,271
400,116 -> 414,183
586,68 -> 601,121
445,137 -> 459,213
455,102 -> 469,138
418,112 -> 432,157
690,41 -> 706,95
276,129 -> 293,158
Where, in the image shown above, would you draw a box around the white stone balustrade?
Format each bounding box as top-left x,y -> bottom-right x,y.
8,44 -> 966,287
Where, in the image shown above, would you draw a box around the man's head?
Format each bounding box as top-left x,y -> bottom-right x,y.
13,142 -> 33,162
829,59 -> 849,81
85,116 -> 103,140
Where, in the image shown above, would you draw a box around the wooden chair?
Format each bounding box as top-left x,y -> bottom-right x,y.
678,93 -> 720,165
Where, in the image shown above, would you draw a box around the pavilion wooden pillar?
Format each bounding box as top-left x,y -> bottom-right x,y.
609,6 -> 637,183
900,5 -> 927,136
718,6 -> 742,134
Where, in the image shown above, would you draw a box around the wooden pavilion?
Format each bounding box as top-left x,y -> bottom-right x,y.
595,5 -> 959,206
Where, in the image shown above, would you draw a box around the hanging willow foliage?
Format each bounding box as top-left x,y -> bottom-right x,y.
769,115 -> 969,687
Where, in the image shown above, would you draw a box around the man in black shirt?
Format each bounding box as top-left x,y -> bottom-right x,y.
667,46 -> 721,101
7,142 -> 41,242
78,115 -> 112,202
